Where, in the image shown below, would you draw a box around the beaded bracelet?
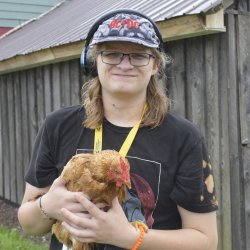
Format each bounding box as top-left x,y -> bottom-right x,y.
38,196 -> 54,220
131,225 -> 145,250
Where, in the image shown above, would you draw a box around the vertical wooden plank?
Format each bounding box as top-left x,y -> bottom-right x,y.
20,71 -> 30,190
36,67 -> 45,128
52,63 -> 61,110
70,59 -> 81,106
204,35 -> 220,152
0,77 -> 4,197
242,146 -> 250,250
238,15 -> 250,145
44,65 -> 52,115
237,14 -> 250,250
7,74 -> 16,203
1,75 -> 10,200
14,72 -> 23,204
27,69 -> 38,155
217,25 -> 233,250
226,13 -> 245,250
185,37 -> 206,135
167,40 -> 186,117
61,61 -> 70,108
204,34 -> 226,250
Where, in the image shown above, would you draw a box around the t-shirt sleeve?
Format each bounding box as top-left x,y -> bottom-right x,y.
25,118 -> 58,188
169,136 -> 218,213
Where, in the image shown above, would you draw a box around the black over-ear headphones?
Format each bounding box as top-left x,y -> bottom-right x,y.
80,9 -> 165,77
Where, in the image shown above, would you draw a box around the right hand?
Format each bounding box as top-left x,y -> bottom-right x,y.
41,177 -> 87,221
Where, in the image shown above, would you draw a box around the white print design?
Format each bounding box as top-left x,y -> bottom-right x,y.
62,244 -> 71,250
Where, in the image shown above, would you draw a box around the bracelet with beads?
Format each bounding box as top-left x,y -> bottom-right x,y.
131,225 -> 145,250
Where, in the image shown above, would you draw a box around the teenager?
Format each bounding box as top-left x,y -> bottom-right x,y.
18,10 -> 218,250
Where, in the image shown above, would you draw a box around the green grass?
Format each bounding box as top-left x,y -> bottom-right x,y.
0,225 -> 48,250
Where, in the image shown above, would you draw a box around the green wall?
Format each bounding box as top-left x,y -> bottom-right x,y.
0,0 -> 64,27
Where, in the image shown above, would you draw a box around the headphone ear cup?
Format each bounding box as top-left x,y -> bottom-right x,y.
80,46 -> 97,77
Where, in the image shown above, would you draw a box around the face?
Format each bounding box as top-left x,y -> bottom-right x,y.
96,42 -> 159,99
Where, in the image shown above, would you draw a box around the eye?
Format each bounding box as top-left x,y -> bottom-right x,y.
130,53 -> 149,60
102,52 -> 121,59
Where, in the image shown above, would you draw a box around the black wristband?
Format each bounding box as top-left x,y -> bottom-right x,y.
38,196 -> 54,221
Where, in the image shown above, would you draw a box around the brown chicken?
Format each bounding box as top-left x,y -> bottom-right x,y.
52,150 -> 132,250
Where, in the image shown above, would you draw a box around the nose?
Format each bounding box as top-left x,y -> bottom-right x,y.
118,54 -> 134,68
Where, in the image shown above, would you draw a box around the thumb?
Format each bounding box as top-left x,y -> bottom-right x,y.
111,196 -> 122,211
53,176 -> 66,187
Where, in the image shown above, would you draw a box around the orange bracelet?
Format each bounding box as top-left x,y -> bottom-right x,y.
131,225 -> 145,250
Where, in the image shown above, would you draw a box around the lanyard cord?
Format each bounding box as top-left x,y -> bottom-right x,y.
94,103 -> 147,157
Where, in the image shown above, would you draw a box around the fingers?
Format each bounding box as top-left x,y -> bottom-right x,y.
110,196 -> 123,213
75,212 -> 92,219
61,219 -> 94,243
112,196 -> 120,207
61,208 -> 93,229
66,202 -> 88,213
75,193 -> 104,218
61,194 -> 132,246
95,202 -> 110,211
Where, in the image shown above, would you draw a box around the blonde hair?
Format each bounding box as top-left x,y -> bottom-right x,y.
81,46 -> 171,129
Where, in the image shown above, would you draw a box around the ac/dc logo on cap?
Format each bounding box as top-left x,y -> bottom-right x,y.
109,18 -> 140,29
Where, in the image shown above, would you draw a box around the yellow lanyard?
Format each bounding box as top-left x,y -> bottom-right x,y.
94,104 -> 147,157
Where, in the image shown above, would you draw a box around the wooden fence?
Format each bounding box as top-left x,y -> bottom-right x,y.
0,13 -> 249,250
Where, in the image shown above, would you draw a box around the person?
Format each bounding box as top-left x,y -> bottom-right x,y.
18,9 -> 218,250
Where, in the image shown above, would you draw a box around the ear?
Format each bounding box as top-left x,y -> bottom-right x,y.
152,60 -> 160,75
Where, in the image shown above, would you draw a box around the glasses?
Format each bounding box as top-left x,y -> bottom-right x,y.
97,51 -> 155,67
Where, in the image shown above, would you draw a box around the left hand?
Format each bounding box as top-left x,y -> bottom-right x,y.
61,193 -> 139,248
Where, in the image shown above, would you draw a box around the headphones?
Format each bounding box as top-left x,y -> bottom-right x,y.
80,9 -> 165,77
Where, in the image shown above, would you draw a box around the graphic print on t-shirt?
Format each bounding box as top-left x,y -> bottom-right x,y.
73,149 -> 162,229
127,155 -> 161,228
62,244 -> 71,250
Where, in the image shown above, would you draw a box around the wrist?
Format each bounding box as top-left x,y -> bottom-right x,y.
112,223 -> 139,249
128,226 -> 141,249
130,225 -> 145,250
37,195 -> 54,221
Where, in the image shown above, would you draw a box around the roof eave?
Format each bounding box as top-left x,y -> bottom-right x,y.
0,9 -> 226,75
0,41 -> 83,75
159,8 -> 226,41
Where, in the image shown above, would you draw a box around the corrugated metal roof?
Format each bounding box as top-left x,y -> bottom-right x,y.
0,0 -> 223,62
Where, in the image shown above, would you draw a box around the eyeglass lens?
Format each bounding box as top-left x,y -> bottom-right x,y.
99,51 -> 154,66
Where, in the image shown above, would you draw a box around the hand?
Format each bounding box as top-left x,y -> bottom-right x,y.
41,177 -> 86,221
61,193 -> 139,248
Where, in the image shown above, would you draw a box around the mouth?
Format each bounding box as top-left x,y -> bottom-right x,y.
112,74 -> 136,78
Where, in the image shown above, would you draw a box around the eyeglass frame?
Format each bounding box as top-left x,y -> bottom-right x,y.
96,50 -> 156,67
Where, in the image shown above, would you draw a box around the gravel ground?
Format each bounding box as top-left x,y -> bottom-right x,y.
0,198 -> 50,245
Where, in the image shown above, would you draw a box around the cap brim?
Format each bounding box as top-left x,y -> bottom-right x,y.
90,36 -> 159,48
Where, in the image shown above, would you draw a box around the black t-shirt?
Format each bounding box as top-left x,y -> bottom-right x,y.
25,105 -> 218,250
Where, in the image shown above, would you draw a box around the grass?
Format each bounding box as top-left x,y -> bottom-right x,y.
0,225 -> 48,250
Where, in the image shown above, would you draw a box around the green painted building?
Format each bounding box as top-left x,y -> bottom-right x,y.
0,0 -> 65,35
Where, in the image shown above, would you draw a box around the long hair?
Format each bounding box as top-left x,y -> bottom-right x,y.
81,46 -> 171,129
